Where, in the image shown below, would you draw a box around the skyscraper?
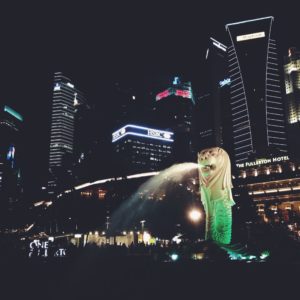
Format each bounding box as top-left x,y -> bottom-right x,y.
196,38 -> 232,156
226,16 -> 288,163
0,105 -> 23,216
195,93 -> 214,150
112,124 -> 174,174
154,77 -> 195,163
284,47 -> 300,158
48,72 -> 86,194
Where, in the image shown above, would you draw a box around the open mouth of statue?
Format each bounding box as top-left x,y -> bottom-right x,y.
202,165 -> 212,172
202,163 -> 216,171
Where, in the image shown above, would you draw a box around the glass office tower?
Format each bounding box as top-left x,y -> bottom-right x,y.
48,72 -> 86,194
284,47 -> 300,158
226,17 -> 288,163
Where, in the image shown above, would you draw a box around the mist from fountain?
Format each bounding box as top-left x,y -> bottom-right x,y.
109,163 -> 200,234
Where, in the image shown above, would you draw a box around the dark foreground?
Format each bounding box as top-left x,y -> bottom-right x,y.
1,257 -> 299,300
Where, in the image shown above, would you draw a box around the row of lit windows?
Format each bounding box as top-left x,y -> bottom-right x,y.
0,120 -> 19,131
124,139 -> 171,148
132,151 -> 170,157
80,189 -> 107,200
239,164 -> 297,178
131,145 -> 170,152
132,161 -> 146,165
116,145 -> 171,154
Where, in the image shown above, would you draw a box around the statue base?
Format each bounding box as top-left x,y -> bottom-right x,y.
193,240 -> 267,262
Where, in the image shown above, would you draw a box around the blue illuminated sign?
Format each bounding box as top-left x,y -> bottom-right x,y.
7,145 -> 15,160
112,125 -> 174,143
7,145 -> 16,168
173,77 -> 180,85
4,106 -> 23,122
219,78 -> 231,87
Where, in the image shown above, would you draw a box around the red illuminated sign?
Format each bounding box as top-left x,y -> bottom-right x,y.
156,89 -> 170,101
156,88 -> 192,101
175,89 -> 191,98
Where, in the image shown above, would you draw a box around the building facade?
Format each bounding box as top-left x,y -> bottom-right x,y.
154,77 -> 195,163
226,16 -> 288,163
0,105 -> 23,215
112,124 -> 174,174
233,154 -> 300,227
284,47 -> 300,159
48,72 -> 86,194
196,38 -> 232,156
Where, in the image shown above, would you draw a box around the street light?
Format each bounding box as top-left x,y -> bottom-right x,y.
105,216 -> 110,230
140,220 -> 146,233
188,208 -> 202,223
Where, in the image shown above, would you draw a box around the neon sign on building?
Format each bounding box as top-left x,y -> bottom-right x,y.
219,78 -> 231,87
236,31 -> 265,42
156,89 -> 171,101
236,155 -> 290,168
156,88 -> 192,101
112,124 -> 174,143
4,105 -> 23,122
175,89 -> 191,98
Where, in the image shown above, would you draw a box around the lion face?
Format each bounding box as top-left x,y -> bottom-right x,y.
198,156 -> 217,178
198,147 -> 233,192
198,148 -> 221,178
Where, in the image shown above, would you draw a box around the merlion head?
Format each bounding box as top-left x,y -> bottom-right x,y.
198,147 -> 233,192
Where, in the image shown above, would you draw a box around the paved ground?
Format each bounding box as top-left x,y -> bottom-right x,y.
0,258 -> 299,299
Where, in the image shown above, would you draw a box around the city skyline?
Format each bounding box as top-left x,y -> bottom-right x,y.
2,5 -> 300,297
1,3 -> 300,196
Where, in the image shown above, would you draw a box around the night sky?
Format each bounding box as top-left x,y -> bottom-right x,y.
0,2 -> 299,197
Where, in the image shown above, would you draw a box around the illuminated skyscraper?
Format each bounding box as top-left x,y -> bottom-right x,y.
0,105 -> 23,215
284,47 -> 300,158
154,77 -> 195,163
112,124 -> 174,174
226,16 -> 288,163
48,72 -> 86,194
196,38 -> 232,156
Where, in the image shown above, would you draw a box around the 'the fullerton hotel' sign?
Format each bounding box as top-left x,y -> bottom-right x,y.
236,156 -> 290,168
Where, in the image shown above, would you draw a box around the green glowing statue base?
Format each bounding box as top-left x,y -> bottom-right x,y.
198,147 -> 235,245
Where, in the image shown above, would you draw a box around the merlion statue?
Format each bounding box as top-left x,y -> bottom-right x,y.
198,147 -> 235,244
